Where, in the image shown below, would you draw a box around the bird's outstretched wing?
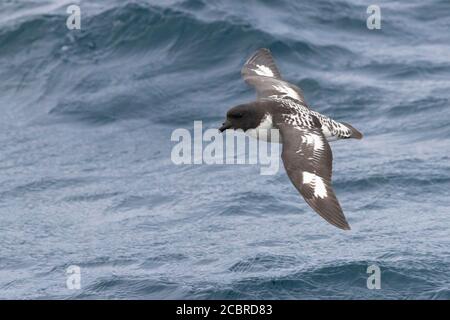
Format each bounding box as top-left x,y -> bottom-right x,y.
241,48 -> 306,104
277,120 -> 351,230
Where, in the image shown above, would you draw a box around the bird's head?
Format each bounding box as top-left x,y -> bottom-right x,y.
219,103 -> 263,133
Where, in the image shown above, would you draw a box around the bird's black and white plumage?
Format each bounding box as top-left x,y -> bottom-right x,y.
219,48 -> 363,230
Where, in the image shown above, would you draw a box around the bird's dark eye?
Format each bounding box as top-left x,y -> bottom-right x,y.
231,113 -> 243,119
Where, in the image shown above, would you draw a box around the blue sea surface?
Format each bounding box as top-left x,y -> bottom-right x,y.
0,0 -> 449,299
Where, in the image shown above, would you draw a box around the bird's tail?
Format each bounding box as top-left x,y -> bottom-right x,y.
342,122 -> 363,139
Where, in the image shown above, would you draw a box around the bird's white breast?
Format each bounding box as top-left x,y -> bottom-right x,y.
245,114 -> 281,143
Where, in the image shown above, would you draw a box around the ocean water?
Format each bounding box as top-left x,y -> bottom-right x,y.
0,0 -> 449,300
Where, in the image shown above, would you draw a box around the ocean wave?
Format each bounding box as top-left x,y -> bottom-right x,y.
194,260 -> 450,299
0,2 -> 361,126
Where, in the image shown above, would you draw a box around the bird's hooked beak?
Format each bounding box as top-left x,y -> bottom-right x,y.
219,120 -> 232,132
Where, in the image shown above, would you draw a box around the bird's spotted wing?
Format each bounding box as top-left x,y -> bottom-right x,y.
241,48 -> 282,79
241,48 -> 306,104
278,121 -> 350,230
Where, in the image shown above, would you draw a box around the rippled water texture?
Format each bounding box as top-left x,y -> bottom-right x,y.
0,0 -> 449,299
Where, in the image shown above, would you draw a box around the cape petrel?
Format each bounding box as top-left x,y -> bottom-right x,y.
219,48 -> 363,230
